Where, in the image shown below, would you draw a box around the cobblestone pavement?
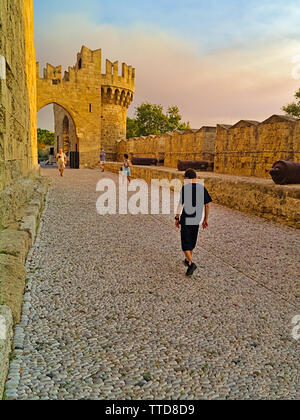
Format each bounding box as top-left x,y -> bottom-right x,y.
5,168 -> 300,400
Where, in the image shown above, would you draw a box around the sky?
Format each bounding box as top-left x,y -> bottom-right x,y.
35,0 -> 300,130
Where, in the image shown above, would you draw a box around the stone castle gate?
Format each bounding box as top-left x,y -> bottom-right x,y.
37,46 -> 135,167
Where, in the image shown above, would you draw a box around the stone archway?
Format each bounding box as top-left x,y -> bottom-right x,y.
36,68 -> 101,168
37,101 -> 80,166
37,46 -> 135,167
53,104 -> 79,168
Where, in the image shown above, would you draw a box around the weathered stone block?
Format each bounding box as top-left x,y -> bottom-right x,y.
0,305 -> 13,398
0,255 -> 26,324
19,215 -> 37,247
117,128 -> 217,168
0,230 -> 30,264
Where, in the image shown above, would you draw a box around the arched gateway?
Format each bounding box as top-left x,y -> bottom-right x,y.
37,46 -> 135,168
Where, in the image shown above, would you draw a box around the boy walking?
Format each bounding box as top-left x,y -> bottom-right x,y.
175,169 -> 212,276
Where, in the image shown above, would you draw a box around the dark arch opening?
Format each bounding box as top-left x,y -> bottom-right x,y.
114,89 -> 120,103
107,88 -> 112,100
37,103 -> 79,168
63,116 -> 70,155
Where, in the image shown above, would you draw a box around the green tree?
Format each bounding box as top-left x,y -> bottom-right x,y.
126,117 -> 140,139
126,103 -> 190,138
135,103 -> 169,136
37,128 -> 55,146
283,89 -> 300,118
166,106 -> 191,131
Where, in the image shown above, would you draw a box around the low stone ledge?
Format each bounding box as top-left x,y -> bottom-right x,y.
0,175 -> 49,398
0,230 -> 31,265
105,163 -> 300,229
0,176 -> 48,229
0,305 -> 13,398
0,254 -> 26,325
19,215 -> 37,248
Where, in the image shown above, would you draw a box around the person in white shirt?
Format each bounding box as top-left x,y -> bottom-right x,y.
56,149 -> 67,177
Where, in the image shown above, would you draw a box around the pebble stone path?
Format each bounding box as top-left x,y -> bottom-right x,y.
5,168 -> 300,400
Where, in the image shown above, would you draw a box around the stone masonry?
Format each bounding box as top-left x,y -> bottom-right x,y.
118,115 -> 299,179
117,127 -> 217,167
0,0 -> 48,397
105,162 -> 300,229
0,0 -> 39,227
214,115 -> 299,178
38,47 -> 135,167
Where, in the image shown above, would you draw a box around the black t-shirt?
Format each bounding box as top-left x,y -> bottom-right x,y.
180,183 -> 212,226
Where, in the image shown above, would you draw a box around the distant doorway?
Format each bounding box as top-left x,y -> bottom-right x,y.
37,103 -> 80,168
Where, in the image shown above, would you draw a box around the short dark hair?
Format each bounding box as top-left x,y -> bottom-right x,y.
124,154 -> 129,159
184,169 -> 197,179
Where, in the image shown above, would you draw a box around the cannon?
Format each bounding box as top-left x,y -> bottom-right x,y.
177,160 -> 214,172
270,161 -> 300,185
131,157 -> 158,166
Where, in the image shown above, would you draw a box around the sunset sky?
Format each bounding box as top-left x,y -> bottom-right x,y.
35,0 -> 300,130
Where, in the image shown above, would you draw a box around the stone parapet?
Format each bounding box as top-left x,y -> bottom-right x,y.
105,163 -> 300,229
0,305 -> 13,398
214,116 -> 299,177
0,176 -> 48,398
117,127 -> 217,167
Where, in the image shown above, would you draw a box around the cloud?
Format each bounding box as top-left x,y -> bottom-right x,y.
36,13 -> 300,130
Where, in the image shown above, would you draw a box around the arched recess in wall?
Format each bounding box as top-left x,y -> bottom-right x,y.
107,88 -> 112,102
114,89 -> 120,104
63,115 -> 70,154
37,102 -> 79,168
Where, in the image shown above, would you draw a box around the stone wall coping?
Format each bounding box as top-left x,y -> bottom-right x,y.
107,162 -> 300,193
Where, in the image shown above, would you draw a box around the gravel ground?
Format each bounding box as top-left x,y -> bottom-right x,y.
5,168 -> 300,400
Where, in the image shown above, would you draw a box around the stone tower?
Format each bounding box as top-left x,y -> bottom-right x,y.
37,46 -> 135,167
100,60 -> 135,160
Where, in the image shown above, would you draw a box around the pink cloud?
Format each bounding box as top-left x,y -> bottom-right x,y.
36,14 -> 300,130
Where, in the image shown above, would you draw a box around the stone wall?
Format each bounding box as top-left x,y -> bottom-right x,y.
117,127 -> 217,167
293,122 -> 300,163
214,116 -> 298,178
0,0 -> 40,227
105,162 -> 300,229
101,103 -> 127,161
117,115 -> 299,179
0,0 -> 37,193
23,0 -> 38,169
0,0 -> 48,397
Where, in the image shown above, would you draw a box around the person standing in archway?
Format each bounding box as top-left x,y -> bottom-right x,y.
56,149 -> 67,177
100,149 -> 106,173
122,154 -> 132,184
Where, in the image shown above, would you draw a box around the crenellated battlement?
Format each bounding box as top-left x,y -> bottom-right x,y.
100,59 -> 135,108
36,46 -> 135,97
101,59 -> 135,89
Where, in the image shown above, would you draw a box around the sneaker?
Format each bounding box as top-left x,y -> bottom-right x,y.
184,259 -> 190,267
186,263 -> 198,277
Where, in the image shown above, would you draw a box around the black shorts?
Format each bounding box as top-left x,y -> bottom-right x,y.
181,225 -> 200,252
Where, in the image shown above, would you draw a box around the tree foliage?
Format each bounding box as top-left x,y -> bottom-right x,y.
37,128 -> 55,147
127,103 -> 190,138
283,89 -> 300,118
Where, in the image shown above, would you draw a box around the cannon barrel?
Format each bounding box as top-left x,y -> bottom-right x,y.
177,160 -> 214,172
270,161 -> 300,185
131,157 -> 158,166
